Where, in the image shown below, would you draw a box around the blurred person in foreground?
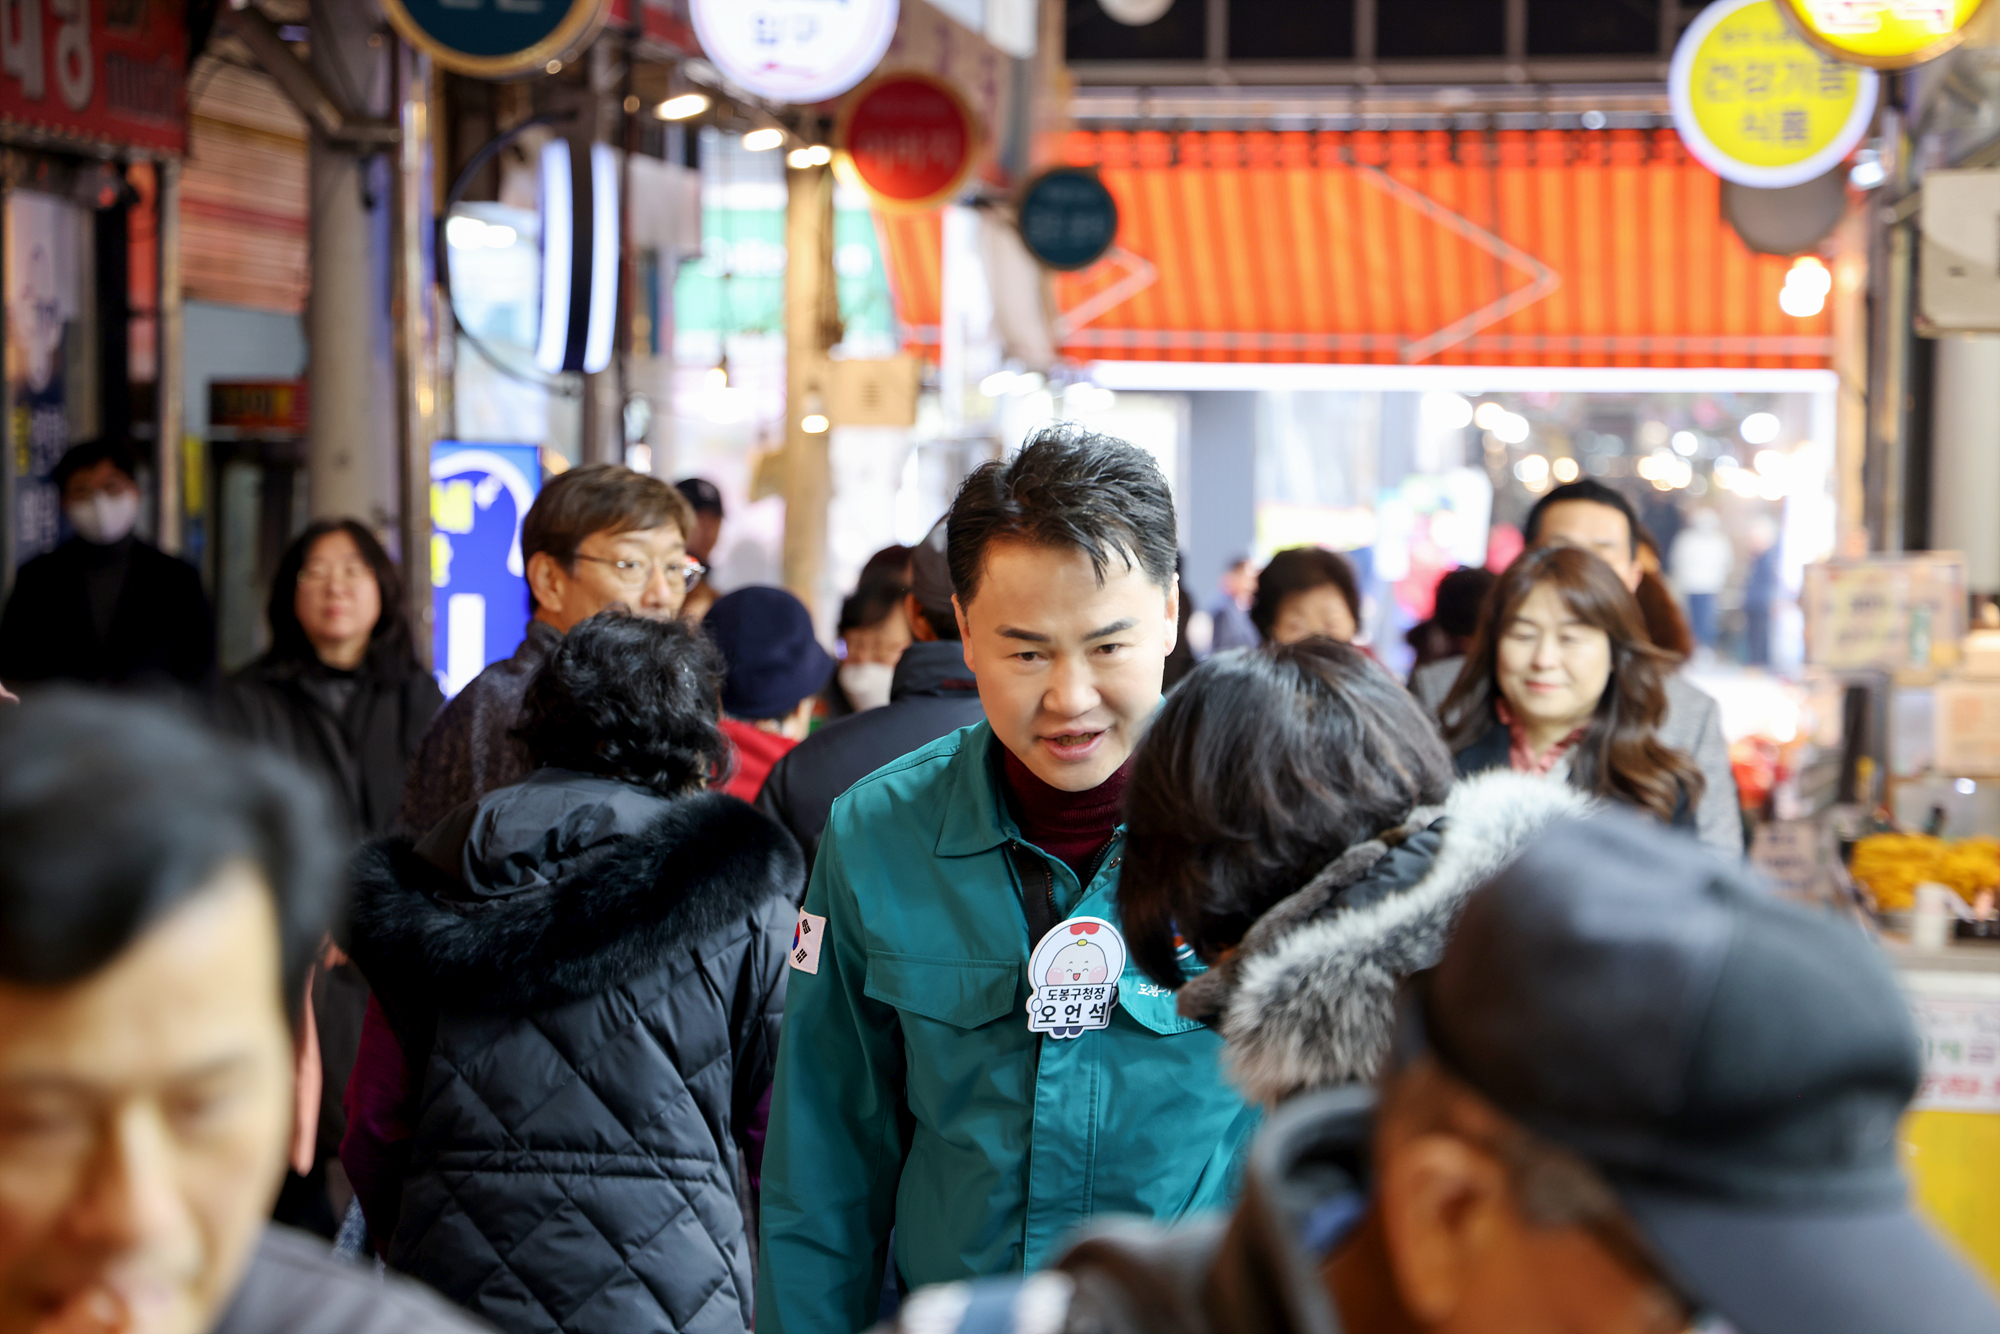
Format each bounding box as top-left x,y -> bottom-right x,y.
0,439 -> 213,691
757,428 -> 1259,1334
1439,546 -> 1722,850
703,586 -> 835,802
0,692 -> 487,1334
1118,639 -> 1589,1098
1252,547 -> 1362,646
883,813 -> 2000,1334
396,465 -> 698,837
757,518 -> 986,868
212,521 -> 442,1237
341,612 -> 801,1334
215,520 -> 442,840
1410,479 -> 1739,853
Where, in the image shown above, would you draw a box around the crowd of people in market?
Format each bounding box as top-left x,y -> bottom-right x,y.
0,425 -> 1994,1334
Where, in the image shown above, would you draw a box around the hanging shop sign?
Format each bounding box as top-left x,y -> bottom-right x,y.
0,0 -> 186,154
1670,0 -> 1879,190
691,0 -> 898,105
836,71 -> 980,212
1778,0 -> 1989,70
381,0 -> 609,80
430,442 -> 542,698
1017,167 -> 1120,271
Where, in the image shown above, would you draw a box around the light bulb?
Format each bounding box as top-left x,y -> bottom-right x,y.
743,128 -> 784,152
657,93 -> 710,120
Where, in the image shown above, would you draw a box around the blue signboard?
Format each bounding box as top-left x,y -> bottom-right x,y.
1017,168 -> 1120,272
430,442 -> 541,698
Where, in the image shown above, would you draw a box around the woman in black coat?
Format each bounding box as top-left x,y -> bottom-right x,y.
342,611 -> 803,1334
215,518 -> 442,838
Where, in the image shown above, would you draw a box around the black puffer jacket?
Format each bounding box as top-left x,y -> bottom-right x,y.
345,770 -> 803,1334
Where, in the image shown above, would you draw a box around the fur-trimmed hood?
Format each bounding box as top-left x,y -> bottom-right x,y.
1204,770 -> 1596,1104
346,771 -> 804,1013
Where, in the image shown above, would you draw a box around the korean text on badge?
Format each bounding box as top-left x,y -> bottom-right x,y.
1026,916 -> 1127,1039
791,908 -> 826,974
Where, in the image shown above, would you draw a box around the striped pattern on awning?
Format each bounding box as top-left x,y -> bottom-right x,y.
875,127 -> 1834,368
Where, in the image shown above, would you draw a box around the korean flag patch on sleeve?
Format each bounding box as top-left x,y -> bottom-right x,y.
791,908 -> 827,974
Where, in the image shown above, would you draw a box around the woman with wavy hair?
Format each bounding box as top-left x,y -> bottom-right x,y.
1117,639 -> 1591,1102
1438,544 -> 1713,843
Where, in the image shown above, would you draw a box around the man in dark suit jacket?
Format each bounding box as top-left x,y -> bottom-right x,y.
0,437 -> 213,689
756,518 -> 986,868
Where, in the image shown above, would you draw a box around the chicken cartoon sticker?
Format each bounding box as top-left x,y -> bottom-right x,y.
1026,916 -> 1127,1038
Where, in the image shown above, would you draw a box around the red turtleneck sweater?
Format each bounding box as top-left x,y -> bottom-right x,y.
1001,746 -> 1132,882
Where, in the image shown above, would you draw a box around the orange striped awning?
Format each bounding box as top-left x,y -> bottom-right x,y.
875,127 -> 1832,369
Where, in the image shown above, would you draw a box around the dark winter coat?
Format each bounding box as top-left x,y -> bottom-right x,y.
0,535 -> 213,688
215,654 -> 443,838
345,769 -> 803,1334
1177,770 -> 1596,1103
754,640 -> 984,868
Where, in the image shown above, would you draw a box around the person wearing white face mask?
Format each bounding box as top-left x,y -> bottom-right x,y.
0,438 -> 214,690
833,577 -> 912,713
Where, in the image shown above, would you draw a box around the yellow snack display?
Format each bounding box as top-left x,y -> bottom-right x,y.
1851,833 -> 1943,912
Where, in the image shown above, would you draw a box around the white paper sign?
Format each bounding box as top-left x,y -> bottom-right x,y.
1905,972 -> 2000,1113
691,0 -> 899,105
1026,916 -> 1125,1039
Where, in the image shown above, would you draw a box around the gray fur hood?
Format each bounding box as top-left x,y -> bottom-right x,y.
1205,770 -> 1596,1104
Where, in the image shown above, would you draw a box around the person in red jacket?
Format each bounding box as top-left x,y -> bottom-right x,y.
704,586 -> 836,801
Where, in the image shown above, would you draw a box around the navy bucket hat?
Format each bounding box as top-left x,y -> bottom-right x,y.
703,586 -> 836,721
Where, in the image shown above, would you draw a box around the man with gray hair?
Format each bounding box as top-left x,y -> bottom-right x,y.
396,463 -> 698,836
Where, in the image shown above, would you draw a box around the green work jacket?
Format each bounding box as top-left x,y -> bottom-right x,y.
755,722 -> 1260,1334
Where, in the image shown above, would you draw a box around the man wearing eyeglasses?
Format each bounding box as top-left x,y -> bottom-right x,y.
396,462 -> 703,836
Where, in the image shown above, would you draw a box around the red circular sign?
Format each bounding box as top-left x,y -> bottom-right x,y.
837,72 -> 979,211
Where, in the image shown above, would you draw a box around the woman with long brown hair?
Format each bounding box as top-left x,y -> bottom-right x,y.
1438,544 -> 1717,845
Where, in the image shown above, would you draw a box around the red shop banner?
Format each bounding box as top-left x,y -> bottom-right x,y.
836,71 -> 981,212
0,0 -> 187,155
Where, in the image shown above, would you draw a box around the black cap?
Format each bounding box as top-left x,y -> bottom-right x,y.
675,476 -> 724,517
1418,812 -> 2000,1334
703,586 -> 834,721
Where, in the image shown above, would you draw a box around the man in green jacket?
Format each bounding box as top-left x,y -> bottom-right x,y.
757,427 -> 1260,1333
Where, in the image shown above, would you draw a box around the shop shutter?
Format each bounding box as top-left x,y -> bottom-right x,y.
181,59 -> 308,313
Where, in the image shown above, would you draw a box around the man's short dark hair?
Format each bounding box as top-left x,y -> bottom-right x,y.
946,425 -> 1178,605
1249,547 -> 1362,643
51,437 -> 140,491
1120,639 -> 1455,990
523,463 -> 695,571
0,691 -> 342,1029
516,610 -> 729,797
1523,479 -> 1640,557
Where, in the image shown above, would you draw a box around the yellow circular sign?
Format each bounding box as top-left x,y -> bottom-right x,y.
1779,0 -> 1988,70
1672,0 -> 1881,188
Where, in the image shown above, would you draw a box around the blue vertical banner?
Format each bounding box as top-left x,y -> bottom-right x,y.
429,442 -> 541,697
